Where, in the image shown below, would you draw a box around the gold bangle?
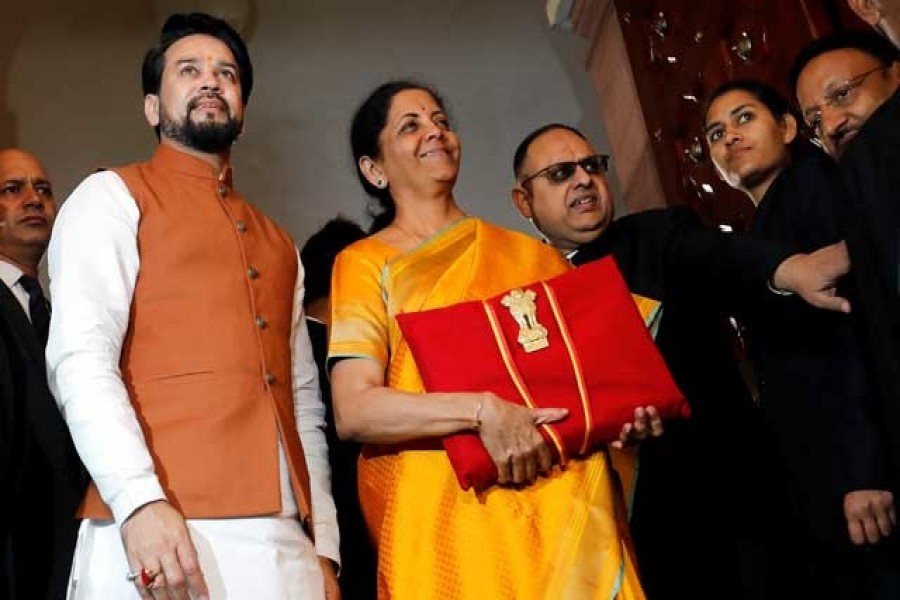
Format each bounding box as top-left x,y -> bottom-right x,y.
473,399 -> 483,432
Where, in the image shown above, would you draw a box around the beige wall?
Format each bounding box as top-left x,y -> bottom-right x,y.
2,0 -> 617,244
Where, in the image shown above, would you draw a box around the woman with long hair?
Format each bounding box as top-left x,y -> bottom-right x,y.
705,79 -> 899,599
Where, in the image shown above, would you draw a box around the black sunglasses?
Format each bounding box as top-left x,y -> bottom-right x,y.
519,154 -> 610,187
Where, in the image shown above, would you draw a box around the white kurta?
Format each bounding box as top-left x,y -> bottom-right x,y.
47,170 -> 339,599
66,447 -> 326,599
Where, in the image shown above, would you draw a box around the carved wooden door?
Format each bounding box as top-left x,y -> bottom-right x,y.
611,0 -> 865,229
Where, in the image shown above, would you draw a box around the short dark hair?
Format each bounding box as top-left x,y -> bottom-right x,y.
789,29 -> 900,96
142,13 -> 253,105
704,79 -> 795,125
349,80 -> 446,233
299,217 -> 367,307
512,123 -> 587,180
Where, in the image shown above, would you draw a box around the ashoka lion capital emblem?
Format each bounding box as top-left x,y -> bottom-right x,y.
501,288 -> 549,352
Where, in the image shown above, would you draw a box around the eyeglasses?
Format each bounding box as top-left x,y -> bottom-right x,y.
519,154 -> 609,187
802,65 -> 885,137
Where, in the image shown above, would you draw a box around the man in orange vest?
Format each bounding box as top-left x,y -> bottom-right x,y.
46,13 -> 339,599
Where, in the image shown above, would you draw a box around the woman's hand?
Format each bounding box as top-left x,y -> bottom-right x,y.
476,392 -> 568,486
610,406 -> 663,450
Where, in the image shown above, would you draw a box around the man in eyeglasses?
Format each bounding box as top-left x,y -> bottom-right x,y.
793,31 -> 900,160
793,33 -> 900,562
510,123 -> 850,306
510,123 -> 855,599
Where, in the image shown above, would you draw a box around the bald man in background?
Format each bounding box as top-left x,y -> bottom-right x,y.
0,149 -> 86,599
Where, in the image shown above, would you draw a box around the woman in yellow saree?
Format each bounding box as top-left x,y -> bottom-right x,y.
328,81 -> 652,599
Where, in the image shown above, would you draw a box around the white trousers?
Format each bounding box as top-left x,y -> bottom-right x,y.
66,516 -> 324,600
66,446 -> 324,599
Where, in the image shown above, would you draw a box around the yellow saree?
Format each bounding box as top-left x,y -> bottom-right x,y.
329,218 -> 646,599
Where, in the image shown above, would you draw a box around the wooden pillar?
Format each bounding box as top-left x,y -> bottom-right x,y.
570,0 -> 666,213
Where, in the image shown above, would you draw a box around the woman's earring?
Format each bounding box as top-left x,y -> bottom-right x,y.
376,179 -> 386,189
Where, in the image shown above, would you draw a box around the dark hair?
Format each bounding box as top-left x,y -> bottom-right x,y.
512,123 -> 587,180
789,29 -> 900,96
349,80 -> 446,233
704,79 -> 809,162
142,13 -> 254,105
704,79 -> 795,126
299,217 -> 367,307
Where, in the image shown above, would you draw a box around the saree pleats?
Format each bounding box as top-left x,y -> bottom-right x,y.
329,218 -> 646,599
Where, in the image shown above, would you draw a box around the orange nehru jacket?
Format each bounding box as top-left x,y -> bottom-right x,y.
79,145 -> 313,525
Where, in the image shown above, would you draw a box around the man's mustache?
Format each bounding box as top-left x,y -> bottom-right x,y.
187,93 -> 228,113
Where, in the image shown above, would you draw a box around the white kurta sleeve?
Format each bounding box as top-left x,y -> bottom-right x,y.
46,170 -> 166,526
290,251 -> 340,565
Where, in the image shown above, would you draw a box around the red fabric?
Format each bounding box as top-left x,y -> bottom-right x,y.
396,257 -> 688,490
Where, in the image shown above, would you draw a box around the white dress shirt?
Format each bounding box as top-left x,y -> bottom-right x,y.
0,259 -> 32,319
46,170 -> 339,563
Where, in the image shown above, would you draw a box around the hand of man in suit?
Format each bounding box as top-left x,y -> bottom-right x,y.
844,489 -> 896,545
772,241 -> 851,313
611,406 -> 664,450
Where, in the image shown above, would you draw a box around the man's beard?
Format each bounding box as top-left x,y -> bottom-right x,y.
160,96 -> 242,153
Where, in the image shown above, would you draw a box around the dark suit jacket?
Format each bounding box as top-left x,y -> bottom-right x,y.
839,89 -> 900,488
748,149 -> 888,545
0,279 -> 86,599
573,208 -> 793,599
306,318 -> 376,600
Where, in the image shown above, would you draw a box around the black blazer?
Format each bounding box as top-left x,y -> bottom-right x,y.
0,280 -> 86,600
748,149 -> 887,545
573,208 -> 793,599
839,89 -> 900,488
306,319 -> 376,600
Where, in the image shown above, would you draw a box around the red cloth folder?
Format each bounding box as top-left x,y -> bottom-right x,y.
396,257 -> 688,490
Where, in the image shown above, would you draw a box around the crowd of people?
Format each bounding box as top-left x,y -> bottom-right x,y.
3,2 -> 900,599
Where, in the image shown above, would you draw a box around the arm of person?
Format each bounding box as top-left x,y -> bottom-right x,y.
770,243 -> 850,313
837,389 -> 894,545
831,319 -> 896,545
330,357 -> 568,485
0,336 -> 13,511
659,207 -> 849,312
327,247 -> 658,485
46,171 -> 207,598
46,171 -> 161,524
290,253 -> 341,597
632,207 -> 791,293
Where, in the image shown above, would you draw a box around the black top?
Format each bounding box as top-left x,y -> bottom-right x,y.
0,277 -> 86,600
839,88 -> 900,488
573,208 -> 793,599
306,319 -> 376,599
749,147 -> 887,544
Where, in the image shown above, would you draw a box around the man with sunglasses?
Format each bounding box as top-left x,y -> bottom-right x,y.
793,33 -> 900,567
511,123 -> 854,599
